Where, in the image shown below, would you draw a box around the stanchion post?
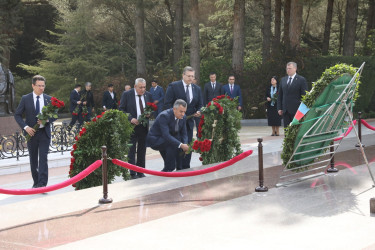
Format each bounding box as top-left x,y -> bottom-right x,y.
371,198 -> 375,214
327,141 -> 338,173
60,125 -> 64,155
99,146 -> 113,204
255,138 -> 268,192
355,112 -> 364,147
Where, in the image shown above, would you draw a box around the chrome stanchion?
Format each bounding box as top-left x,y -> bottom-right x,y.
255,138 -> 268,192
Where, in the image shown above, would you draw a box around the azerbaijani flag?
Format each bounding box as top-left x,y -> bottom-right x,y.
290,102 -> 310,126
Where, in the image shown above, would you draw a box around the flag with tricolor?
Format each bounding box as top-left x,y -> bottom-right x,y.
290,102 -> 310,125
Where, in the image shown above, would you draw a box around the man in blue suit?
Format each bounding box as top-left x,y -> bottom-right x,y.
68,84 -> 83,129
221,75 -> 243,111
147,99 -> 189,172
14,75 -> 55,188
149,79 -> 164,116
119,78 -> 153,179
203,72 -> 222,106
277,62 -> 308,127
163,66 -> 203,169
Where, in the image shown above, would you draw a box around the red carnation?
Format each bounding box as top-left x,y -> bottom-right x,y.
199,157 -> 203,161
70,150 -> 74,156
71,157 -> 75,163
93,118 -> 97,122
219,107 -> 224,114
73,144 -> 77,150
192,140 -> 200,150
75,136 -> 79,141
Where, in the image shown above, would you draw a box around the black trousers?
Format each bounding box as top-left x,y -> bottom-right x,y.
153,142 -> 182,172
128,125 -> 148,176
283,111 -> 295,128
69,112 -> 83,128
27,128 -> 50,187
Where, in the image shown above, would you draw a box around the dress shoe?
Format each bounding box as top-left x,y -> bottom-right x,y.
137,173 -> 146,178
271,134 -> 275,136
32,184 -> 38,188
130,175 -> 138,180
37,184 -> 46,188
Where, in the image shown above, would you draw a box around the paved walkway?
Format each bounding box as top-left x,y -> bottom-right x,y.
0,121 -> 375,249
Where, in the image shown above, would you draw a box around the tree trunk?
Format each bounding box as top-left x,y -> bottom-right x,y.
135,0 -> 146,77
322,0 -> 334,55
364,0 -> 375,55
262,0 -> 272,64
272,0 -> 282,55
173,0 -> 183,67
289,0 -> 303,51
283,0 -> 291,45
343,0 -> 358,56
232,0 -> 245,76
189,0 -> 200,84
336,0 -> 345,54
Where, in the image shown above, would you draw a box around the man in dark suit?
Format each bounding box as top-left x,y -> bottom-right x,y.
119,78 -> 153,179
149,79 -> 164,116
147,99 -> 189,172
69,84 -> 83,129
80,82 -> 95,121
163,66 -> 203,169
277,62 -> 308,127
203,72 -> 222,106
14,75 -> 55,188
102,83 -> 118,110
221,75 -> 243,111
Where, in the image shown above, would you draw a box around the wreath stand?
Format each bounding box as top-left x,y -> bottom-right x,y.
276,62 -> 375,188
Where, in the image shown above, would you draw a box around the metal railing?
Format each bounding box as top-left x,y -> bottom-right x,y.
0,123 -> 80,160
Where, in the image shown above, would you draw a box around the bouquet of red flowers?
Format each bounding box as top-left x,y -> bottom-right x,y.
72,93 -> 86,116
138,102 -> 158,127
26,97 -> 65,141
186,138 -> 212,154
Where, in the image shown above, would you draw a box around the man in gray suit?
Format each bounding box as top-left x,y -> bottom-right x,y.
277,62 -> 308,127
14,75 -> 55,188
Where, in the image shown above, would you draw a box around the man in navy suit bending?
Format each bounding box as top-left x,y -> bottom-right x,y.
277,62 -> 308,127
147,99 -> 189,172
163,66 -> 203,169
119,78 -> 153,179
14,75 -> 55,188
221,75 -> 243,111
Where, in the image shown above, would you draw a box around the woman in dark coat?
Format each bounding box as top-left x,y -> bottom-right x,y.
265,76 -> 281,136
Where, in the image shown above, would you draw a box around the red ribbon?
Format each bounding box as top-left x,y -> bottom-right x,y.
0,160 -> 102,195
112,150 -> 253,177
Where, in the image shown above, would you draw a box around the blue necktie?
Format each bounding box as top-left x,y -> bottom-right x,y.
35,96 -> 40,117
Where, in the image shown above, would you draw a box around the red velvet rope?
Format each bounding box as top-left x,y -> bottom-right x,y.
334,120 -> 357,141
0,160 -> 102,195
360,119 -> 375,131
112,149 -> 253,177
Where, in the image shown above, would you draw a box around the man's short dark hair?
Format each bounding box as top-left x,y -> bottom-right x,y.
75,84 -> 82,88
151,79 -> 158,84
108,83 -> 114,88
32,75 -> 46,85
209,72 -> 216,76
228,74 -> 235,79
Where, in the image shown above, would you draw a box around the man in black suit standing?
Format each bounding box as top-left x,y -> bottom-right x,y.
277,62 -> 308,127
80,82 -> 95,121
203,72 -> 222,106
14,75 -> 55,188
119,78 -> 153,179
146,99 -> 189,172
68,84 -> 83,129
164,66 -> 203,169
102,83 -> 118,111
